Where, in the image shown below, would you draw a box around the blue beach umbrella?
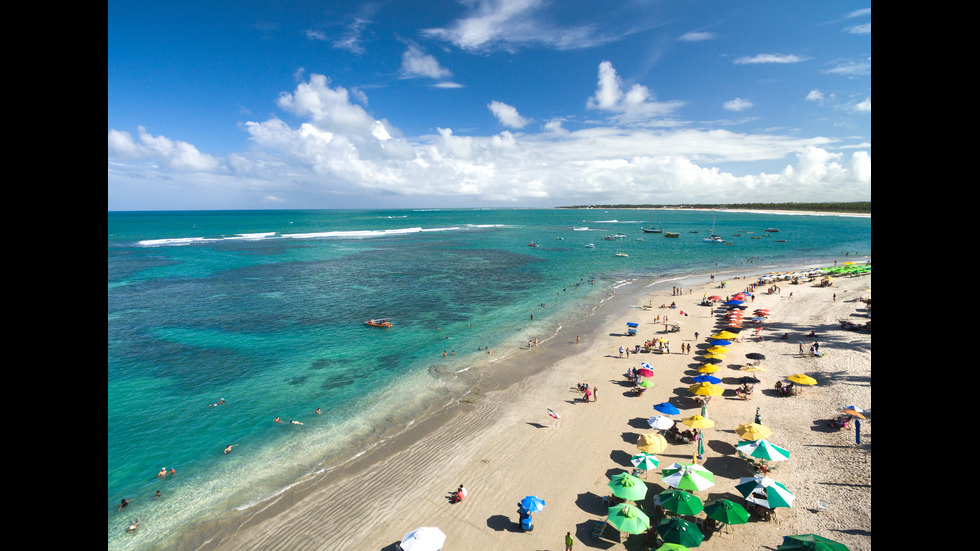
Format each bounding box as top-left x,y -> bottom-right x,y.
519,495 -> 546,513
707,339 -> 732,346
724,300 -> 744,306
692,375 -> 722,384
654,402 -> 680,415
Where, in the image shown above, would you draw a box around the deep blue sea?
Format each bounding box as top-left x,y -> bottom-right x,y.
107,208 -> 870,548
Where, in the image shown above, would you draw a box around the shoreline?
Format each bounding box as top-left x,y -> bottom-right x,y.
161,259 -> 870,551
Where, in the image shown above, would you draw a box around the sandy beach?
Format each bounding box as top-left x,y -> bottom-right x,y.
178,266 -> 871,551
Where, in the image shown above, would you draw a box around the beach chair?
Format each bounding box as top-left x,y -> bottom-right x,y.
591,520 -> 607,540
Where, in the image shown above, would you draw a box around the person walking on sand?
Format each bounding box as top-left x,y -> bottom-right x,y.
593,386 -> 598,402
565,531 -> 574,550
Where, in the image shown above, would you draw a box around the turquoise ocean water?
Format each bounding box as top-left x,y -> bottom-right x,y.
107,208 -> 870,548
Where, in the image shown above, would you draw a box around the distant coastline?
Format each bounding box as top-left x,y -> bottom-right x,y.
557,202 -> 871,217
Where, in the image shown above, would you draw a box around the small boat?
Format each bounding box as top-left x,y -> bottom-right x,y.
664,232 -> 680,238
365,318 -> 392,328
641,226 -> 662,233
616,252 -> 629,257
585,243 -> 595,248
704,218 -> 723,242
612,233 -> 628,239
765,228 -> 780,233
528,242 -> 539,247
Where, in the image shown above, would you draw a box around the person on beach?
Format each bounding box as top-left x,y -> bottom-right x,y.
619,345 -> 624,358
565,531 -> 574,550
755,407 -> 762,424
593,386 -> 598,402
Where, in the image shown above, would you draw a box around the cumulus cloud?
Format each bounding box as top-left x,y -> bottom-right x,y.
586,61 -> 684,124
400,44 -> 452,80
723,98 -> 753,111
487,101 -> 530,128
109,71 -> 870,209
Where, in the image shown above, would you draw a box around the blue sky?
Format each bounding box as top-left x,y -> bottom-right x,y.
108,1 -> 870,210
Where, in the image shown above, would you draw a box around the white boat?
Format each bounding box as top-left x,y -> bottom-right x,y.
585,243 -> 595,248
616,252 -> 629,257
704,218 -> 724,242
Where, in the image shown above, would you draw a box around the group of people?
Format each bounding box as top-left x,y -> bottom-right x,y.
449,484 -> 467,504
576,382 -> 597,402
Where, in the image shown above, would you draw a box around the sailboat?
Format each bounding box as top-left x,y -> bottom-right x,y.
703,218 -> 724,243
641,210 -> 663,233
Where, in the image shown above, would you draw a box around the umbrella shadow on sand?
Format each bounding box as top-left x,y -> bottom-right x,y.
486,514 -> 523,533
610,449 -> 634,468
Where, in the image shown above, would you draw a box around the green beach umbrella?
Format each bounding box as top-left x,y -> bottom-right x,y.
702,499 -> 750,525
606,503 -> 651,534
662,463 -> 716,492
631,452 -> 660,471
736,439 -> 791,462
661,489 -> 704,516
656,517 -> 704,548
777,534 -> 850,551
655,544 -> 689,551
735,476 -> 796,509
608,471 -> 648,501
638,379 -> 654,388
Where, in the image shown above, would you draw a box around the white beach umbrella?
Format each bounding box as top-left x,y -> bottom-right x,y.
648,415 -> 675,430
399,526 -> 446,551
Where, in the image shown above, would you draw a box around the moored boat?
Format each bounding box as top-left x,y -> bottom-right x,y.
365,318 -> 392,328
664,232 -> 680,238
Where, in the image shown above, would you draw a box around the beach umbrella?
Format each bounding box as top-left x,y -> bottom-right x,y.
662,463 -> 716,492
696,364 -> 720,374
710,331 -> 737,340
609,471 -> 648,501
740,365 -> 766,373
638,433 -> 669,454
843,406 -> 866,419
777,534 -> 850,551
707,339 -> 731,346
736,439 -> 791,462
706,346 -> 728,355
681,415 -> 715,429
637,368 -> 655,378
399,527 -> 446,551
724,300 -> 743,306
640,362 -> 653,369
736,476 -> 796,509
661,489 -> 704,516
655,543 -> 689,551
638,380 -> 654,388
654,402 -> 680,415
631,452 -> 661,471
606,503 -> 651,534
519,495 -> 546,513
703,499 -> 750,526
787,374 -> 817,385
656,517 -> 704,548
692,375 -> 721,385
648,415 -> 675,430
689,382 -> 724,396
707,296 -> 723,301
735,423 -> 773,440
745,353 -> 766,361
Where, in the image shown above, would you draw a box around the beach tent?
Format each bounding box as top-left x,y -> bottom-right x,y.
398,527 -> 446,551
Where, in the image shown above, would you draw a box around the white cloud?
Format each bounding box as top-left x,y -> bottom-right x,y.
586,61 -> 685,124
400,45 -> 452,80
678,31 -> 715,42
487,100 -> 530,128
734,53 -> 805,64
805,90 -> 825,103
723,98 -> 753,111
109,72 -> 871,209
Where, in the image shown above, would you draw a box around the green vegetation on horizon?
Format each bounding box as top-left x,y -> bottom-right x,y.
557,202 -> 870,214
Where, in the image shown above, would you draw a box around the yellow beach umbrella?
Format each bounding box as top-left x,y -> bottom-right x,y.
787,374 -> 817,385
638,433 -> 669,454
697,364 -> 721,374
710,331 -> 737,340
689,382 -> 724,396
740,365 -> 766,373
735,423 -> 772,441
681,415 -> 715,429
707,346 -> 729,355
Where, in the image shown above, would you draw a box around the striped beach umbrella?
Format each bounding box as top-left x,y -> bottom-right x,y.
736,476 -> 796,509
662,462 -> 716,492
631,452 -> 660,471
736,439 -> 790,462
